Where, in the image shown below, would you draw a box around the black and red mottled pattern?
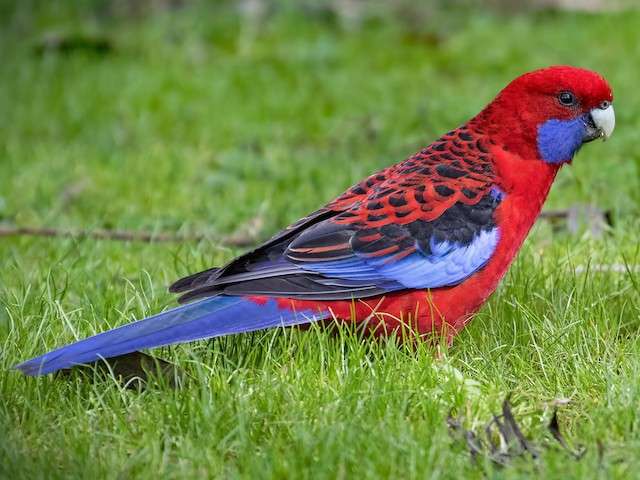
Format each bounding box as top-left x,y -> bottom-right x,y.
170,123 -> 500,302
287,124 -> 497,263
329,124 -> 495,219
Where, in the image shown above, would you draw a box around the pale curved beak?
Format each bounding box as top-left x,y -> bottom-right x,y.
590,104 -> 615,141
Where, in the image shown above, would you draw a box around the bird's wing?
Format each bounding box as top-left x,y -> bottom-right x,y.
171,129 -> 501,302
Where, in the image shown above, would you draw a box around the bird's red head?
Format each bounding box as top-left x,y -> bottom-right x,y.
474,65 -> 615,164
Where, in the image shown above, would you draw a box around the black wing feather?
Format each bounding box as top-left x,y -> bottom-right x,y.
169,208 -> 337,296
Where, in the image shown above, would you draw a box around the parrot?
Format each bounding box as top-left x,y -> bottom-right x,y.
16,65 -> 615,376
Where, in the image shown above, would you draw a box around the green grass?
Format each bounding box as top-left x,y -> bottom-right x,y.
2,2 -> 640,478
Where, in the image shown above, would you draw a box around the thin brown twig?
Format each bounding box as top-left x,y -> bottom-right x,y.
538,210 -> 568,220
0,208 -> 600,247
0,226 -> 258,247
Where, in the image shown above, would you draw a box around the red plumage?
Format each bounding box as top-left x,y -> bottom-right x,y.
16,66 -> 616,376
250,65 -> 614,342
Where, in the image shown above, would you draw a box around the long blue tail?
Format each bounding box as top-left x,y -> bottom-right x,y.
15,296 -> 325,376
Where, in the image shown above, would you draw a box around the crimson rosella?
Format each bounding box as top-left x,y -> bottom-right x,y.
16,65 -> 615,376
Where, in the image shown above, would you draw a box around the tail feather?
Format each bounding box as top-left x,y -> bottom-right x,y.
15,296 -> 325,376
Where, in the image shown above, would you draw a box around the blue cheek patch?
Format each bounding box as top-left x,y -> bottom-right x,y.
537,116 -> 586,164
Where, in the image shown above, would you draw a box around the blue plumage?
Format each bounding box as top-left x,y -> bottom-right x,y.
304,227 -> 499,289
15,297 -> 323,375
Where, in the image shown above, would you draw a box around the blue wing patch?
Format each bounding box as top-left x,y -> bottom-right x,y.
170,188 -> 504,301
302,227 -> 499,289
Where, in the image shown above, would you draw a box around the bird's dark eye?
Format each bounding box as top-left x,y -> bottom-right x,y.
599,100 -> 611,109
558,91 -> 577,106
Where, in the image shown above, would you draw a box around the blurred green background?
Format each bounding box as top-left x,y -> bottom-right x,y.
2,1 -> 640,478
1,0 -> 639,237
